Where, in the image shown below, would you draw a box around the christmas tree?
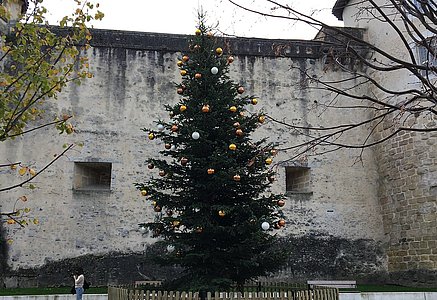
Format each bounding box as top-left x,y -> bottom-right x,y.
136,18 -> 288,291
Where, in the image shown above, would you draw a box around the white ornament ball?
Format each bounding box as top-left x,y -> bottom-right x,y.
139,226 -> 147,233
211,67 -> 219,75
261,222 -> 270,231
192,131 -> 200,140
166,245 -> 175,253
157,124 -> 164,131
170,145 -> 176,151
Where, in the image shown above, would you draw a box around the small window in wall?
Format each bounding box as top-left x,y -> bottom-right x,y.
73,162 -> 112,191
416,37 -> 437,76
411,0 -> 437,12
286,166 -> 311,193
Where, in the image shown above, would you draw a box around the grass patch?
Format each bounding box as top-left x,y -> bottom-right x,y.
0,286 -> 108,296
2,285 -> 437,296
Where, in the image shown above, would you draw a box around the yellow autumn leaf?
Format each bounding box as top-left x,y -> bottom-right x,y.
19,195 -> 27,202
18,167 -> 27,176
29,168 -> 36,176
7,219 -> 15,224
33,219 -> 39,225
7,239 -> 13,245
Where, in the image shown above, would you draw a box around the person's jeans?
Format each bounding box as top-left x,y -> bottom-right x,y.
75,287 -> 84,300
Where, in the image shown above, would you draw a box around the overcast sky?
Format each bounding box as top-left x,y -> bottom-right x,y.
42,0 -> 343,40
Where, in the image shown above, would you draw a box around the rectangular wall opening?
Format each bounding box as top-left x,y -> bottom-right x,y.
286,166 -> 311,193
73,162 -> 112,191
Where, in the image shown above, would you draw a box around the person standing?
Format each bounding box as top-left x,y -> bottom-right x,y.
73,267 -> 85,300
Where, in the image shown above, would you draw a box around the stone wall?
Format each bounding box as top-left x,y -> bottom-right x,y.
374,126 -> 437,285
0,29 -> 386,287
340,0 -> 437,280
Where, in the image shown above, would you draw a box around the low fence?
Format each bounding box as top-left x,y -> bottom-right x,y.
108,286 -> 339,300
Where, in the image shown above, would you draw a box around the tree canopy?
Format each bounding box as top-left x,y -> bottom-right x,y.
0,0 -> 103,230
136,18 -> 289,291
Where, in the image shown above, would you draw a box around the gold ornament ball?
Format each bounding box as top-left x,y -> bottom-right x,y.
233,174 -> 241,182
229,144 -> 237,151
177,88 -> 183,94
193,44 -> 201,51
195,227 -> 203,233
229,106 -> 237,113
259,115 -> 266,123
271,149 -> 278,156
182,55 -> 189,62
141,190 -> 147,196
195,29 -> 201,35
233,122 -> 240,128
166,210 -> 173,216
195,73 -> 202,79
151,201 -> 157,207
227,56 -> 234,63
148,133 -> 155,140
180,105 -> 187,112
277,199 -> 285,207
265,157 -> 273,165
148,163 -> 154,169
207,168 -> 215,175
278,219 -> 286,227
251,98 -> 258,105
180,70 -> 187,76
202,104 -> 210,113
177,60 -> 183,67
237,86 -> 245,94
165,143 -> 171,149
159,170 -> 166,177
171,124 -> 178,132
218,210 -> 226,217
216,47 -> 223,55
180,157 -> 188,166
207,31 -> 213,37
268,176 -> 275,183
236,129 -> 243,136
154,206 -> 162,213
173,220 -> 181,227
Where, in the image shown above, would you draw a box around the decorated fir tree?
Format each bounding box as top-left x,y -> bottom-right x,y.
136,19 -> 288,291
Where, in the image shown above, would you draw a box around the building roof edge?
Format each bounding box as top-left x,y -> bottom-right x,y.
332,0 -> 350,21
83,28 -> 324,59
